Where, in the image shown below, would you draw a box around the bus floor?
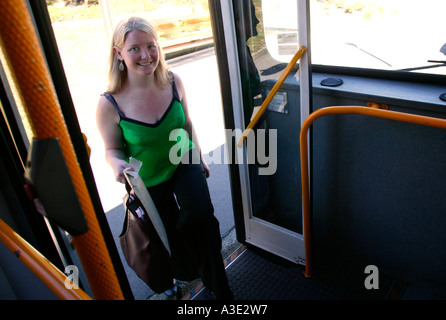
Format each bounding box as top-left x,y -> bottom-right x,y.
182,244 -> 446,301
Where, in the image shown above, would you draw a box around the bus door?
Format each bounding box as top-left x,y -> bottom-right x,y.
210,0 -> 311,264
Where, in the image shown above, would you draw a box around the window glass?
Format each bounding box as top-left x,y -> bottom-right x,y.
311,0 -> 446,75
98,0 -> 211,46
0,52 -> 32,144
234,0 -> 304,233
261,0 -> 446,76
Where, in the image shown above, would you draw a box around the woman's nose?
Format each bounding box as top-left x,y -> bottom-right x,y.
141,48 -> 150,59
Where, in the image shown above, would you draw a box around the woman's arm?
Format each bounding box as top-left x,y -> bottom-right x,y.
173,74 -> 210,177
96,96 -> 133,183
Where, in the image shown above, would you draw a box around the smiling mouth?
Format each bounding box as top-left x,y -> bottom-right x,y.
138,61 -> 153,66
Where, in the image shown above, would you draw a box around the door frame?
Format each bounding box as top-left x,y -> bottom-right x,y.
219,0 -> 312,264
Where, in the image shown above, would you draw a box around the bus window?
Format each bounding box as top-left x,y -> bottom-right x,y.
262,0 -> 298,62
313,0 -> 446,75
260,0 -> 446,77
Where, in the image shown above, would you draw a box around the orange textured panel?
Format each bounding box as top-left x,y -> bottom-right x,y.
0,0 -> 123,299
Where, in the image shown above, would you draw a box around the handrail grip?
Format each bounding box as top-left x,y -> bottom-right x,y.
0,218 -> 92,300
237,46 -> 307,147
300,106 -> 446,278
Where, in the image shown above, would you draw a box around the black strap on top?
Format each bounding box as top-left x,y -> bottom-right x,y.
102,93 -> 125,118
172,80 -> 180,101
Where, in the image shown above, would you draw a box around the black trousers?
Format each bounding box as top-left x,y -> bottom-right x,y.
147,153 -> 233,299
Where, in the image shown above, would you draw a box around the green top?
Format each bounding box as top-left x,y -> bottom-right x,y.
103,83 -> 195,187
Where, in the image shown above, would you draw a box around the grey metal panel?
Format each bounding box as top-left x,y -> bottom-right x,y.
311,84 -> 446,291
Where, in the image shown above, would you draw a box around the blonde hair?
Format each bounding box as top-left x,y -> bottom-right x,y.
106,16 -> 171,94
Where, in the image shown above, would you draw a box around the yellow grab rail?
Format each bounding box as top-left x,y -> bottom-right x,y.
0,0 -> 123,299
300,106 -> 446,278
0,219 -> 92,300
237,46 -> 307,147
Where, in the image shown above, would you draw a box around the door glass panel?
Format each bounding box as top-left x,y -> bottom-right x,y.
233,0 -> 302,234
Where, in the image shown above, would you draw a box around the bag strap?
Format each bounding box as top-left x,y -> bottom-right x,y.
126,196 -> 142,215
124,180 -> 138,214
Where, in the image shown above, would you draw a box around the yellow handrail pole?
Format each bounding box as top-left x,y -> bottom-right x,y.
0,0 -> 123,299
237,46 -> 307,147
0,219 -> 92,300
300,106 -> 446,278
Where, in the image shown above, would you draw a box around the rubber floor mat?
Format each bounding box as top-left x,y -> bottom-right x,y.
189,246 -> 393,300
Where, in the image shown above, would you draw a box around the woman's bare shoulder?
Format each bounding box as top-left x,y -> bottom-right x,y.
97,94 -> 120,123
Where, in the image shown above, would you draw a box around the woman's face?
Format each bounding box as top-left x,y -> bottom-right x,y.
115,29 -> 160,77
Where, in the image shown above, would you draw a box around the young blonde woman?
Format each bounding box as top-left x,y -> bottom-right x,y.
96,16 -> 233,300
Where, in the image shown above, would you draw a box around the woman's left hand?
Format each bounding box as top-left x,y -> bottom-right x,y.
202,157 -> 210,178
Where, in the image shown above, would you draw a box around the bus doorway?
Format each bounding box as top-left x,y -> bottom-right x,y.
210,0 -> 311,264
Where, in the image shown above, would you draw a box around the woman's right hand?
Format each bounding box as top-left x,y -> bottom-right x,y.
110,158 -> 134,184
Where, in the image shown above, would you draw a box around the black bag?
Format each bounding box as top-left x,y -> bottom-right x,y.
119,193 -> 173,294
